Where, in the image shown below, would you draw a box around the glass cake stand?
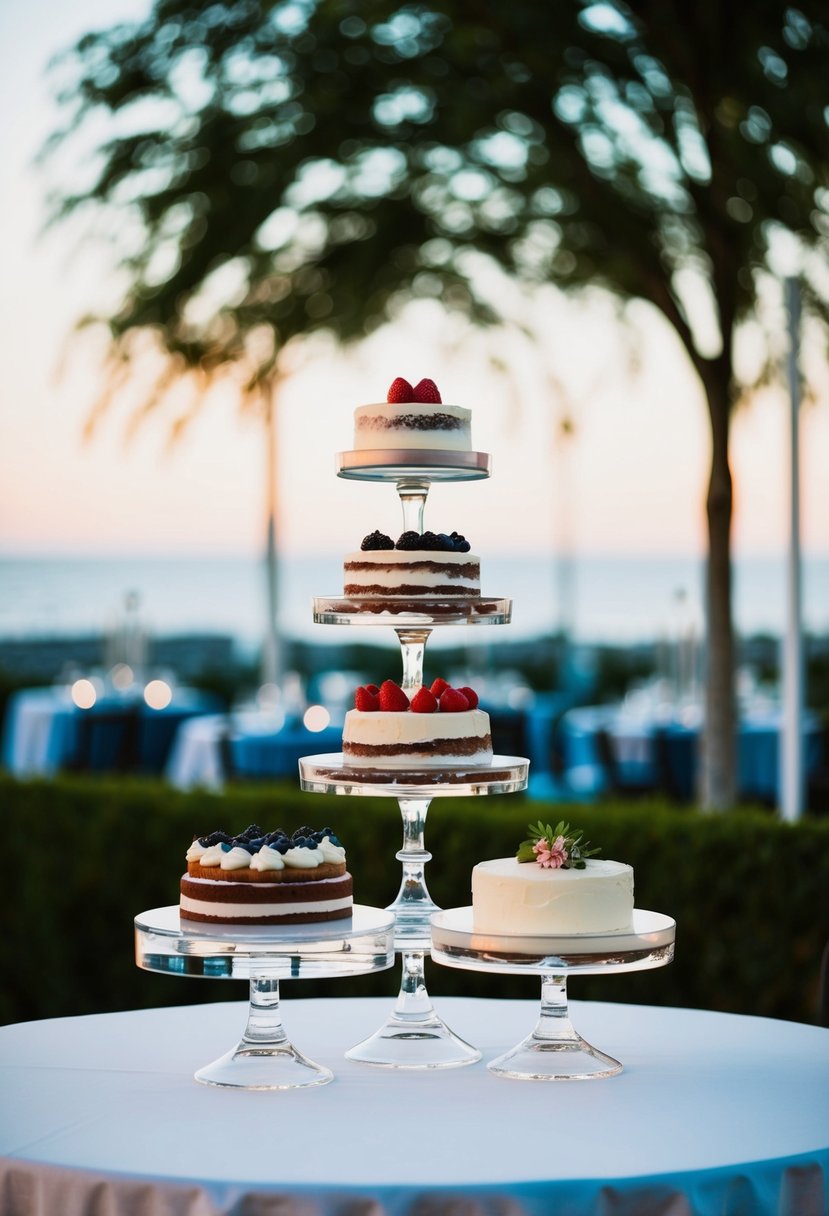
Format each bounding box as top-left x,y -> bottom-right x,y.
430,907 -> 676,1080
134,904 -> 395,1090
298,756 -> 529,1069
337,449 -> 491,486
312,596 -> 512,627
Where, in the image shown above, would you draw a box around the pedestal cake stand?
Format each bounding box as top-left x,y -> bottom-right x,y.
299,446 -> 530,1069
430,907 -> 676,1080
134,904 -> 395,1089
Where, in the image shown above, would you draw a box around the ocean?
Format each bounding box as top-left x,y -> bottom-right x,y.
1,552 -> 827,651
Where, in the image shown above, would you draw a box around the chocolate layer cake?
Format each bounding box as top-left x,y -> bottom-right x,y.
180,826 -> 352,925
344,550 -> 480,598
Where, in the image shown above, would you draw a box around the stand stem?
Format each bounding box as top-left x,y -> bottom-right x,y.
388,797 -> 437,944
243,974 -> 287,1047
394,950 -> 434,1019
397,478 -> 430,534
535,974 -> 579,1043
395,628 -> 431,694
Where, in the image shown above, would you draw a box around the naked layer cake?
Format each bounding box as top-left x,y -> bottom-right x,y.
353,377 -> 472,451
344,529 -> 480,598
471,821 -> 634,935
180,824 -> 352,925
342,679 -> 492,768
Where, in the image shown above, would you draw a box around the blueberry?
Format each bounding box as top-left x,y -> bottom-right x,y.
220,841 -> 232,852
267,830 -> 288,846
436,533 -> 453,550
319,827 -> 335,838
275,839 -> 290,854
326,833 -> 342,847
246,837 -> 266,853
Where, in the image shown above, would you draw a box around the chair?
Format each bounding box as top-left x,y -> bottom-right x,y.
594,729 -> 653,798
69,705 -> 140,772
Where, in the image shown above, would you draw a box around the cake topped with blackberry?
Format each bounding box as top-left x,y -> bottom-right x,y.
343,529 -> 480,599
180,824 -> 352,925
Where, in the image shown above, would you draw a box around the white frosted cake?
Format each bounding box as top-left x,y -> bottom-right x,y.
344,530 -> 480,598
471,823 -> 634,935
343,679 -> 492,767
353,377 -> 472,451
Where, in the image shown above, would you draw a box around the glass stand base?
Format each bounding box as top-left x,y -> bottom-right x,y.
487,1027 -> 622,1081
345,949 -> 481,1070
195,1039 -> 333,1090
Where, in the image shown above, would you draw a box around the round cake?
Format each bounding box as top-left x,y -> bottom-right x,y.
471,823 -> 634,935
343,679 -> 492,768
344,530 -> 480,598
353,377 -> 472,452
180,824 -> 353,925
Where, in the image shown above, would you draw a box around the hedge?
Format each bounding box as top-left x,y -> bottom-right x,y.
1,774 -> 827,1026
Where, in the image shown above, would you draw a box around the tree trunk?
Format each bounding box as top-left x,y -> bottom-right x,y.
261,380 -> 281,688
700,361 -> 736,809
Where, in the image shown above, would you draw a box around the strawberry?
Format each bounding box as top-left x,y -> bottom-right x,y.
378,679 -> 410,712
354,686 -> 379,712
430,677 -> 450,697
439,687 -> 470,713
410,686 -> 438,714
365,683 -> 380,696
387,377 -> 414,403
458,685 -> 479,709
413,377 -> 442,404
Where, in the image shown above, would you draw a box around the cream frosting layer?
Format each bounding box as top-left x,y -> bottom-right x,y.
344,550 -> 480,594
471,858 -> 634,935
180,894 -> 353,919
354,403 -> 472,451
344,708 -> 490,745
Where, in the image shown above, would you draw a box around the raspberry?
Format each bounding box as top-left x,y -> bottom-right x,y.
354,686 -> 379,711
387,377 -> 414,403
410,686 -> 438,713
439,687 -> 469,712
413,378 -> 442,404
365,683 -> 380,696
458,686 -> 479,709
361,530 -> 394,551
430,677 -> 450,698
378,679 -> 410,711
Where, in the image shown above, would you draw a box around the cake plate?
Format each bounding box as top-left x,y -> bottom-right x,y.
337,449 -> 491,486
134,904 -> 395,1090
430,907 -> 676,1080
298,756 -> 529,1069
312,596 -> 512,627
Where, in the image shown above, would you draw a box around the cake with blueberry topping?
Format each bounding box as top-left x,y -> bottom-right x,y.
353,377 -> 472,452
342,679 -> 492,768
471,822 -> 634,936
180,824 -> 353,925
344,530 -> 480,599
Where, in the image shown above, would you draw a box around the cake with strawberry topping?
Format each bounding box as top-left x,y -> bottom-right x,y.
471,822 -> 634,936
354,377 -> 472,452
180,824 -> 353,925
342,679 -> 492,768
344,529 -> 480,598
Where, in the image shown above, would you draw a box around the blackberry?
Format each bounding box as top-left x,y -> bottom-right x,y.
420,531 -> 442,550
267,829 -> 288,845
199,830 -> 230,847
240,823 -> 266,840
436,533 -> 453,550
450,533 -> 471,553
360,530 -> 394,551
292,826 -> 317,841
396,530 -> 422,551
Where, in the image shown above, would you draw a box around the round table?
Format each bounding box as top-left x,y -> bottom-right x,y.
1,997 -> 827,1216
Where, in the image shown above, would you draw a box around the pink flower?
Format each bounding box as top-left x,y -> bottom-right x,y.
533,835 -> 568,869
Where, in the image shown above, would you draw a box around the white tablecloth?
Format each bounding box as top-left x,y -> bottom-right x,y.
1,997 -> 827,1216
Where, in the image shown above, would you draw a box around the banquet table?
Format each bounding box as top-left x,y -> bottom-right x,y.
1,686 -> 220,778
560,703 -> 824,801
1,997 -> 827,1216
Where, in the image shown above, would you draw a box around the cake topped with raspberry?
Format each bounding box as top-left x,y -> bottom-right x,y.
342,678 -> 492,768
353,377 -> 472,452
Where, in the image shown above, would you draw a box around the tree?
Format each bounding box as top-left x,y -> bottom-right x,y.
44,0 -> 829,806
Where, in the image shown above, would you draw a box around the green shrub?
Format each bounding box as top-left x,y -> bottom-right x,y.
1,775 -> 827,1026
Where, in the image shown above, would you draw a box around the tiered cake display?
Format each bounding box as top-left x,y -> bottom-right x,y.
299,376 -> 530,1068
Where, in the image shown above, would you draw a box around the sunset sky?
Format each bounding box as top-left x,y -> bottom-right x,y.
1,0 -> 827,564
